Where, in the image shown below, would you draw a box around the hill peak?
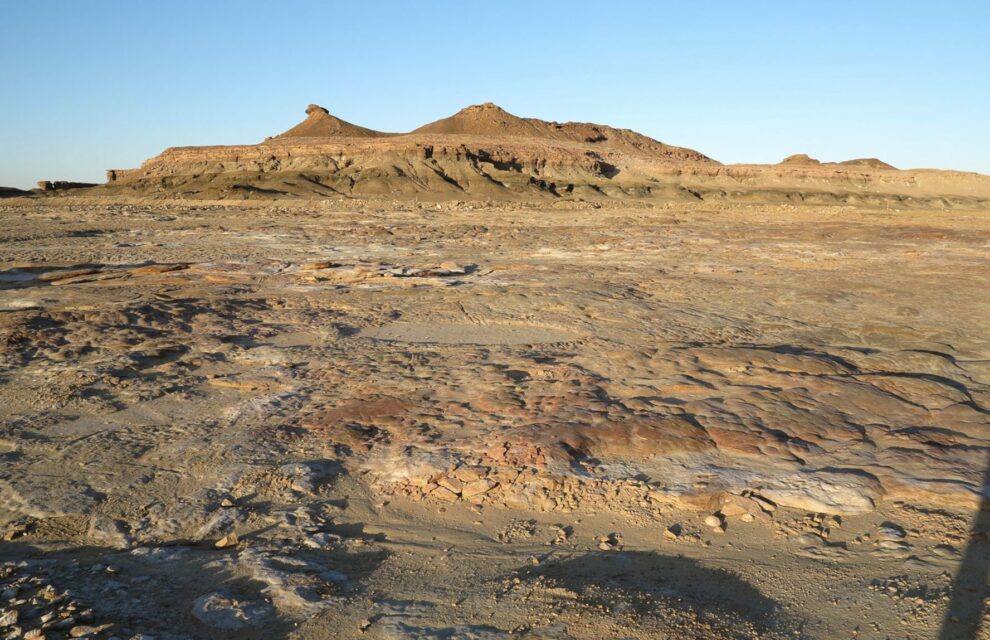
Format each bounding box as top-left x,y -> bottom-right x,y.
305,103 -> 331,116
413,102 -> 539,136
274,104 -> 389,139
458,102 -> 509,113
780,154 -> 822,165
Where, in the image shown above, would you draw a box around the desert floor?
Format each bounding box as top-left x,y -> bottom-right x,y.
0,199 -> 987,639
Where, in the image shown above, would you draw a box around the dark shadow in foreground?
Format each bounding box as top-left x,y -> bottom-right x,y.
0,540 -> 387,640
938,448 -> 990,640
516,550 -> 799,639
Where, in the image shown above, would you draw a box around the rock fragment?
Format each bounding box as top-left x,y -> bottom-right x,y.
0,609 -> 18,627
597,533 -> 623,551
214,532 -> 239,549
87,516 -> 133,550
876,524 -> 906,541
70,624 -> 114,637
191,592 -> 275,630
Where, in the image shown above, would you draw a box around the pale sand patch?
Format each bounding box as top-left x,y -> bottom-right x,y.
361,322 -> 582,345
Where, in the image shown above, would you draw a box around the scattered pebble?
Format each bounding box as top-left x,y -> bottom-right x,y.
877,524 -> 906,541
214,532 -> 239,549
597,533 -> 623,551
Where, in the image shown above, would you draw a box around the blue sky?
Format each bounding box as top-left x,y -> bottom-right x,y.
1,1 -> 988,188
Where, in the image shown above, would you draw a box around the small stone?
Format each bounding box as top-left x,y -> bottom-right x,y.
703,515 -> 722,528
877,524 -> 906,541
70,624 -> 113,638
87,517 -> 132,550
797,533 -> 824,546
437,476 -> 463,495
220,498 -> 235,508
53,616 -> 77,630
214,533 -> 239,549
431,486 -> 459,502
452,466 -> 488,483
750,494 -> 777,512
597,533 -> 622,550
191,592 -> 274,630
740,513 -> 755,523
664,525 -> 682,540
0,609 -> 18,626
714,493 -> 758,517
461,479 -> 496,498
879,540 -> 911,551
301,260 -> 340,271
129,263 -> 187,276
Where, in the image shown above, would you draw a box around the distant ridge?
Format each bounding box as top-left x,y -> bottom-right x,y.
91,101 -> 989,206
780,154 -> 896,170
838,158 -> 896,170
0,186 -> 31,198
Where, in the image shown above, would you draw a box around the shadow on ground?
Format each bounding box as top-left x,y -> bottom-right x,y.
938,449 -> 990,640
0,540 -> 387,639
517,550 -> 796,638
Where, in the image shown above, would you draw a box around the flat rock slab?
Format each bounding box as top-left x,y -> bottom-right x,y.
191,591 -> 276,630
362,322 -> 582,345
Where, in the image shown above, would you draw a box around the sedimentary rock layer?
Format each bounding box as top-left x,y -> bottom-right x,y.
91,103 -> 990,205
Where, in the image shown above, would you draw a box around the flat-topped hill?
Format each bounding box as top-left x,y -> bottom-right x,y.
80,102 -> 990,206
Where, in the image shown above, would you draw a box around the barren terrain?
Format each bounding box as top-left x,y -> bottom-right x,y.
0,196 -> 987,639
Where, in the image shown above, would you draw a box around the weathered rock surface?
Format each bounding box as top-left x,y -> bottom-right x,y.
0,199 -> 986,639
190,591 -> 275,630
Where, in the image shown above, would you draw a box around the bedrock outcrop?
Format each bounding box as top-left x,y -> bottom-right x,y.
93,103 -> 990,205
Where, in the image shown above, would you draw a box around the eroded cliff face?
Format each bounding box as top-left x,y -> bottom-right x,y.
102,135 -> 696,200
101,137 -> 990,206
98,103 -> 990,205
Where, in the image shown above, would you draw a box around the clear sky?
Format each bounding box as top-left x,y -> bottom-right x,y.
1,1 -> 988,188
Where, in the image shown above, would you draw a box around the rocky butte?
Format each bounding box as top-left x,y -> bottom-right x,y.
87,102 -> 990,206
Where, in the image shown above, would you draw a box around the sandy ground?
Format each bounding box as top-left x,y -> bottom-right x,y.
0,199 -> 987,639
